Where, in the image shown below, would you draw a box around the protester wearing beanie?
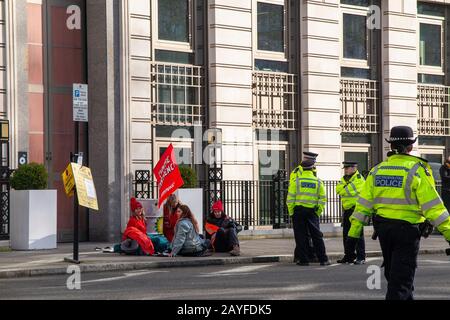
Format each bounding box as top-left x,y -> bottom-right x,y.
122,198 -> 155,255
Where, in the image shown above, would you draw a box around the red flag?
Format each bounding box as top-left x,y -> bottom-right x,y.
153,144 -> 184,208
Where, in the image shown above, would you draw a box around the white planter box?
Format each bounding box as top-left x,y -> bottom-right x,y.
175,188 -> 204,233
10,190 -> 57,250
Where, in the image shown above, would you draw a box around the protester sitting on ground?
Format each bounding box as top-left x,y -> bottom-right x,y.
169,205 -> 212,257
163,194 -> 181,242
121,198 -> 155,256
205,201 -> 242,256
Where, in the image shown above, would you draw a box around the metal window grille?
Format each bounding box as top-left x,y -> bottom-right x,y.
253,71 -> 297,130
340,78 -> 379,133
417,84 -> 450,136
151,62 -> 205,126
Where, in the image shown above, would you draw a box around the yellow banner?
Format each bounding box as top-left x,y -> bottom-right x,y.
62,164 -> 75,197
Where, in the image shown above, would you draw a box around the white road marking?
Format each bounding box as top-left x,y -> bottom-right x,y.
281,284 -> 320,292
83,270 -> 168,284
420,259 -> 450,265
197,264 -> 274,277
365,257 -> 382,262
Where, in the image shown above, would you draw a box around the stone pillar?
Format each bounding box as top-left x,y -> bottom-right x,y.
87,0 -> 122,242
208,0 -> 254,180
300,0 -> 341,180
7,0 -> 29,167
120,0 -> 153,232
381,0 -> 418,156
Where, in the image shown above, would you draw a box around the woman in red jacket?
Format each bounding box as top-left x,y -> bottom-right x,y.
122,198 -> 155,255
163,194 -> 180,242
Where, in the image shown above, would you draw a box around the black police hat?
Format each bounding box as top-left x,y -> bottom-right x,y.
301,159 -> 316,170
385,126 -> 417,145
342,161 -> 358,168
303,152 -> 319,161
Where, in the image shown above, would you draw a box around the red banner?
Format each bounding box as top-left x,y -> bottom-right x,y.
153,144 -> 184,208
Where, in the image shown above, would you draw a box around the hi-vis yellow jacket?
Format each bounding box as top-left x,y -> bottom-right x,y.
348,154 -> 450,241
286,169 -> 327,217
336,171 -> 366,211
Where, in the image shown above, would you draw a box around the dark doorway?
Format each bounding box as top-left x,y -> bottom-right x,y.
44,0 -> 88,242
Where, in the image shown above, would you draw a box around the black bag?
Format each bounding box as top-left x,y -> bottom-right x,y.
120,239 -> 140,255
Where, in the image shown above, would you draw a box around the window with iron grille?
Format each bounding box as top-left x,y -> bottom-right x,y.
252,71 -> 297,130
340,79 -> 379,133
418,85 -> 450,136
151,63 -> 205,126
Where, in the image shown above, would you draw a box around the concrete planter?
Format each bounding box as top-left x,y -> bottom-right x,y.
175,188 -> 204,233
10,190 -> 57,250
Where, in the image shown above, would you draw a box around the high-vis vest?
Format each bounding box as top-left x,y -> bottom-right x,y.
286,169 -> 326,217
336,171 -> 366,211
289,166 -> 318,185
348,154 -> 450,241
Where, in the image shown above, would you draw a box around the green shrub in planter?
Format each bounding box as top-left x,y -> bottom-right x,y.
10,163 -> 48,190
179,166 -> 198,189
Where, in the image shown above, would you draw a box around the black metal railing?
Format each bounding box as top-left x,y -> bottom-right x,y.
133,171 -> 344,229
0,126 -> 10,240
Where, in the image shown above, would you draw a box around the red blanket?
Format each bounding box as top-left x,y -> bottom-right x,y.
122,217 -> 155,255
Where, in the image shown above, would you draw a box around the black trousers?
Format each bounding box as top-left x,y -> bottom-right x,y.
375,217 -> 421,300
441,190 -> 450,213
342,208 -> 366,261
214,227 -> 240,252
292,206 -> 328,263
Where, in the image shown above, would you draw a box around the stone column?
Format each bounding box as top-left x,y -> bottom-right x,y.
300,0 -> 341,180
7,0 -> 29,167
381,0 -> 418,156
87,0 -> 122,242
208,0 -> 254,180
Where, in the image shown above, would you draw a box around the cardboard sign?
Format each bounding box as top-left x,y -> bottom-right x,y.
153,144 -> 184,208
64,163 -> 99,211
62,163 -> 75,197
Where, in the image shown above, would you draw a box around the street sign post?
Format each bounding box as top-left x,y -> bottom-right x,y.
65,83 -> 89,264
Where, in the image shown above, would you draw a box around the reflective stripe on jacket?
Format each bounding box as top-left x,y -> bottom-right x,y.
336,171 -> 366,211
348,154 -> 450,241
286,169 -> 326,217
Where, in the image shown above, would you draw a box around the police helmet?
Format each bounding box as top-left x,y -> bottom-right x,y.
303,152 -> 319,162
385,126 -> 417,146
342,161 -> 358,168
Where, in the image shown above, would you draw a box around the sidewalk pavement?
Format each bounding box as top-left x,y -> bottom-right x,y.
0,235 -> 447,279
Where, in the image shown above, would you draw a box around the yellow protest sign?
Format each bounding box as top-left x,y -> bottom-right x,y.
70,163 -> 99,211
62,164 -> 75,197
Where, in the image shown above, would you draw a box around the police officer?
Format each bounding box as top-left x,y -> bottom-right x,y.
289,152 -> 319,263
287,158 -> 331,266
336,161 -> 366,265
345,126 -> 450,300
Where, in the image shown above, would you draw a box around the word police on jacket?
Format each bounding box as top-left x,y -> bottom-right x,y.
375,176 -> 404,188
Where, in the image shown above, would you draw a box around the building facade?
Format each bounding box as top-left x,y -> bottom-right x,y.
1,0 -> 450,241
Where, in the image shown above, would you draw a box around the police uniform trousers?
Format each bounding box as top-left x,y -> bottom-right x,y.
292,206 -> 328,264
343,208 -> 366,261
441,189 -> 450,213
375,216 -> 420,300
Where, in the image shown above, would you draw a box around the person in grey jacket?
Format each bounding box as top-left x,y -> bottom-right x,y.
169,204 -> 211,257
